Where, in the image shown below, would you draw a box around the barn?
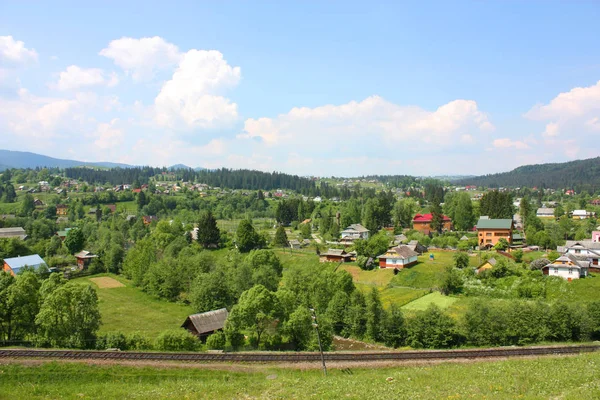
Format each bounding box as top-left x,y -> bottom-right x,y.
181,308 -> 229,340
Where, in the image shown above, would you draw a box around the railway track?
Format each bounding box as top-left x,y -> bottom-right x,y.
0,344 -> 598,363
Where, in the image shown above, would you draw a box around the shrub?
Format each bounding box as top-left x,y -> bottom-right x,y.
513,249 -> 524,263
206,331 -> 226,350
96,332 -> 127,350
155,329 -> 199,351
126,332 -> 153,350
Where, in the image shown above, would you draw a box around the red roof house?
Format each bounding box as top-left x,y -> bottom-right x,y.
412,213 -> 452,234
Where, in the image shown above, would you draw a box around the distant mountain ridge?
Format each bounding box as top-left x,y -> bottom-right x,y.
457,157 -> 600,190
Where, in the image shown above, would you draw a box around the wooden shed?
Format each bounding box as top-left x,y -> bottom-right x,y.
181,308 -> 229,340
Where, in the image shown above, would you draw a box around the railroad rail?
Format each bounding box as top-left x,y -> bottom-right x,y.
0,345 -> 599,363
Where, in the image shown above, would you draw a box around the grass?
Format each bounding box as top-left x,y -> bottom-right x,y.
72,274 -> 194,337
401,291 -> 458,311
2,353 -> 600,399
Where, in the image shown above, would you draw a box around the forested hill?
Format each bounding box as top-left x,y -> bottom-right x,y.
65,167 -> 317,193
457,157 -> 600,191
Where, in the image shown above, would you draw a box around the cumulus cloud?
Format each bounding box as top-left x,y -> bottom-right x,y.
493,138 -> 530,150
242,96 -> 493,149
99,36 -> 181,81
93,119 -> 123,149
0,36 -> 38,64
54,65 -> 119,90
154,50 -> 241,129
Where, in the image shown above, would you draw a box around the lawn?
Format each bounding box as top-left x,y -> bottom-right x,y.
72,274 -> 194,337
401,291 -> 458,312
2,353 -> 600,399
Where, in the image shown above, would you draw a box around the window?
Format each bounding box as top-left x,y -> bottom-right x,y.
575,249 -> 581,254
569,268 -> 573,275
554,268 -> 558,273
486,233 -> 492,237
486,239 -> 492,243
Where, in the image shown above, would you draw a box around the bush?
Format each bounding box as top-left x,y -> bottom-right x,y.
96,332 -> 127,350
513,249 -> 524,263
206,331 -> 226,350
155,329 -> 199,351
126,332 -> 153,350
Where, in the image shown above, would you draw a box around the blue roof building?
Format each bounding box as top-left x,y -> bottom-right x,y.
2,254 -> 47,276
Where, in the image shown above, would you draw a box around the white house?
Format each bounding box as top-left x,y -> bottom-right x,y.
572,210 -> 595,219
340,224 -> 370,244
558,240 -> 600,272
377,245 -> 419,268
542,254 -> 589,280
536,208 -> 554,218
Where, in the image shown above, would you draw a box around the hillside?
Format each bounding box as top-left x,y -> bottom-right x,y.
457,157 -> 600,190
0,150 -> 135,170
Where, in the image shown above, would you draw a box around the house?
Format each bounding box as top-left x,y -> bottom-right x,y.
591,199 -> 600,206
3,254 -> 47,276
74,250 -> 98,270
340,224 -> 370,244
56,204 -> 68,216
319,249 -> 353,263
558,240 -> 600,272
593,231 -> 600,243
56,228 -> 72,241
33,198 -> 45,207
289,239 -> 306,250
536,208 -> 554,218
476,258 -> 497,274
393,234 -> 408,245
571,210 -> 595,220
406,240 -> 427,255
377,245 -> 419,269
181,308 -> 229,340
0,227 -> 27,240
412,213 -> 452,235
542,254 -> 589,280
476,218 -> 513,248
143,215 -> 158,225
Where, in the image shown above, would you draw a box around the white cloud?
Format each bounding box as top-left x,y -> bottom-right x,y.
527,80 -> 600,120
493,138 -> 530,150
543,122 -> 559,137
99,36 -> 181,81
93,119 -> 123,149
0,36 -> 38,64
55,65 -> 119,91
154,50 -> 241,129
242,96 -> 493,148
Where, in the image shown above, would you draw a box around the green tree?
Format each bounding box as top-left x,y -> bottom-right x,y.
64,229 -> 85,254
3,184 -> 16,203
300,222 -> 312,239
235,219 -> 264,252
453,251 -> 470,269
20,193 -> 35,216
273,226 -> 289,248
35,283 -> 101,348
441,266 -> 463,295
452,192 -> 475,231
283,306 -> 313,350
429,201 -> 444,233
228,284 -> 280,348
382,304 -> 406,348
189,268 -> 234,313
407,304 -> 458,349
366,287 -> 384,342
196,210 -> 220,248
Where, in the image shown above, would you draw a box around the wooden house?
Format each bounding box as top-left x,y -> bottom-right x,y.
0,227 -> 27,240
74,250 -> 98,270
143,215 -> 158,225
56,204 -> 68,216
319,249 -> 353,263
476,258 -> 497,274
181,308 -> 229,340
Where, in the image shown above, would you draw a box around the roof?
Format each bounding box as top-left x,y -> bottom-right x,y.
378,245 -> 418,260
74,250 -> 97,259
0,227 -> 27,240
476,218 -> 513,230
536,208 -> 554,215
320,249 -> 350,257
512,233 -> 524,240
182,308 -> 229,335
562,240 -> 600,251
413,213 -> 451,223
460,235 -> 469,241
341,224 -> 369,233
544,254 -> 590,270
479,257 -> 497,268
3,254 -> 47,274
572,210 -> 589,216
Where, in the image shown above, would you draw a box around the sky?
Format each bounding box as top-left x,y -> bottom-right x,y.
1,1 -> 599,177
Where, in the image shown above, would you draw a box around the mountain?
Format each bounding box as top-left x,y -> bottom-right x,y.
0,150 -> 135,170
168,164 -> 193,170
457,157 -> 600,190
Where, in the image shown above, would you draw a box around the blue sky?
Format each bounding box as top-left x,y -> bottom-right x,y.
1,1 -> 599,176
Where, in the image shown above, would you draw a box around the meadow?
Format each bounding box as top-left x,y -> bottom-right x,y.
72,274 -> 194,337
1,353 -> 599,399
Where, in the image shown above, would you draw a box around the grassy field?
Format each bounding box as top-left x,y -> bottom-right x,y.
401,291 -> 458,311
2,353 -> 600,399
72,274 -> 194,337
